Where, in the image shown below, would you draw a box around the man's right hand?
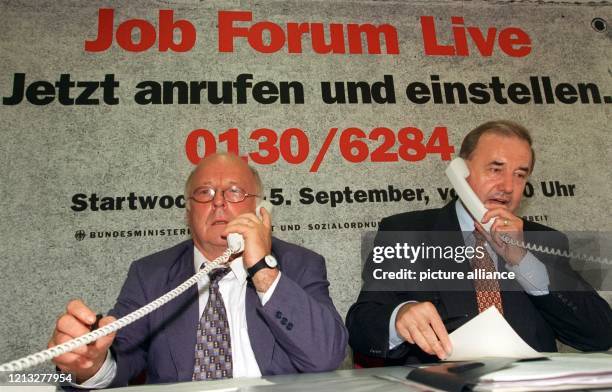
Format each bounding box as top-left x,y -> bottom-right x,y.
48,299 -> 117,383
395,302 -> 452,360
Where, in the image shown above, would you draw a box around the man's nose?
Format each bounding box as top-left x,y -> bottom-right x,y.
500,172 -> 514,194
212,190 -> 226,207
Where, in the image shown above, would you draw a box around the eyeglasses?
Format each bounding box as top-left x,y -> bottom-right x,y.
189,185 -> 260,204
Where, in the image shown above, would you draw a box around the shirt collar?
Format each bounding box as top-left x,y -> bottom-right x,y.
455,199 -> 479,248
455,200 -> 497,264
455,199 -> 476,233
193,246 -> 248,284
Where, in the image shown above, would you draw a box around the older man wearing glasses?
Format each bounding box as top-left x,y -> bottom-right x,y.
49,153 -> 348,388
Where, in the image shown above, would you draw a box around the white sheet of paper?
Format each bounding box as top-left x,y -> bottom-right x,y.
481,355 -> 612,382
445,306 -> 542,361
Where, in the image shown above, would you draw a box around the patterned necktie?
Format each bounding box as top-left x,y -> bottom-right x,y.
193,267 -> 233,380
471,231 -> 504,315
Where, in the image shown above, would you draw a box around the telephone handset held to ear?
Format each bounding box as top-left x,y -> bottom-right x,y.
445,158 -> 493,232
0,200 -> 275,373
445,157 -> 609,265
227,200 -> 273,253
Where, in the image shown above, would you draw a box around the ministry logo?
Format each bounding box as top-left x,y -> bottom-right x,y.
75,230 -> 86,241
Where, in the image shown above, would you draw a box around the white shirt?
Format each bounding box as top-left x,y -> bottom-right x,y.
388,200 -> 550,349
76,246 -> 281,388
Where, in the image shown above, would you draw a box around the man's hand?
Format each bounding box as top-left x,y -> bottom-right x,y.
395,302 -> 452,359
479,208 -> 526,265
223,206 -> 272,266
48,299 -> 116,384
223,207 -> 278,292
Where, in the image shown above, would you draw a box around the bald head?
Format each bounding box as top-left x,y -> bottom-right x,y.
184,153 -> 263,209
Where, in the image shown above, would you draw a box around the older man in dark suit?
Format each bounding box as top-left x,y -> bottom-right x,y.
49,153 -> 348,388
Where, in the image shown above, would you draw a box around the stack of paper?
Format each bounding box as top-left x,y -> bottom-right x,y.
442,307 -> 612,391
474,355 -> 612,391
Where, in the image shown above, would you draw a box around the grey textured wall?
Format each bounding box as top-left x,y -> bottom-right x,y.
0,0 -> 610,371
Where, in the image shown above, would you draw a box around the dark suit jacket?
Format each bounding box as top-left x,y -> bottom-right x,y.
107,237 -> 348,386
346,201 -> 612,364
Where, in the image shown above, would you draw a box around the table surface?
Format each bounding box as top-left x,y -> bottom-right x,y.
102,352 -> 612,392
104,366 -> 437,392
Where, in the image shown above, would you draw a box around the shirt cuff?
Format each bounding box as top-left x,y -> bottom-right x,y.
71,349 -> 116,389
257,271 -> 282,305
388,301 -> 415,349
505,251 -> 550,295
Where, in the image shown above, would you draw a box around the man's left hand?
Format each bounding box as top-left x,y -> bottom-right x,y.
478,208 -> 526,265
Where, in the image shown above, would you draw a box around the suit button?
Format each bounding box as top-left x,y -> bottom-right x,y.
286,322 -> 293,330
281,317 -> 288,325
276,311 -> 282,319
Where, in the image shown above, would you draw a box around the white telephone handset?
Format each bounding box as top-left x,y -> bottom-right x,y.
445,157 -> 609,265
0,200 -> 275,372
445,157 -> 493,232
227,200 -> 273,253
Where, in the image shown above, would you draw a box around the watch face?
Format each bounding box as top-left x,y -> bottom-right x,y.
264,255 -> 278,268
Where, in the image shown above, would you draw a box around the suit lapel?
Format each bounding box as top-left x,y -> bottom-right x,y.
162,245 -> 199,382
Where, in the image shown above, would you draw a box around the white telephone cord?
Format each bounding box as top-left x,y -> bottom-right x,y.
0,247 -> 235,372
500,235 -> 611,265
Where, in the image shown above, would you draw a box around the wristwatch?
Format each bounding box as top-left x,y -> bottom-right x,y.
247,255 -> 278,278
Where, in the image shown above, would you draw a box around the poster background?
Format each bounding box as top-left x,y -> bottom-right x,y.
1,0 -> 610,369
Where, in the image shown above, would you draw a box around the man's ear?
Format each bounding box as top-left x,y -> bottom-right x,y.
184,202 -> 191,226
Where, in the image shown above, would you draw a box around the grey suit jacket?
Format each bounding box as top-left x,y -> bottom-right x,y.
107,237 -> 347,387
